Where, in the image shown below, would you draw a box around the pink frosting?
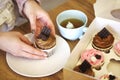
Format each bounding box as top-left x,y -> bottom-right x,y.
81,49 -> 104,67
114,41 -> 120,56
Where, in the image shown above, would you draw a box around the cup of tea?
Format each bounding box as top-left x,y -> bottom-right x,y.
56,10 -> 88,40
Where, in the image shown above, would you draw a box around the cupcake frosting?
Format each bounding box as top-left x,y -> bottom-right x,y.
93,28 -> 114,49
81,49 -> 104,68
35,26 -> 56,50
36,35 -> 56,50
93,34 -> 114,48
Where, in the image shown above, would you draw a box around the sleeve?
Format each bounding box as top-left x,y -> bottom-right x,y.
15,0 -> 41,16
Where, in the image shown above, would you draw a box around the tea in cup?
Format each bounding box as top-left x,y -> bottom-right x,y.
56,10 -> 88,40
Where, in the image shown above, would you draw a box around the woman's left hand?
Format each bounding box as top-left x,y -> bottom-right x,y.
0,31 -> 47,59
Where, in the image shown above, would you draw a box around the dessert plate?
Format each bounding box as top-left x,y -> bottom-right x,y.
6,33 -> 70,77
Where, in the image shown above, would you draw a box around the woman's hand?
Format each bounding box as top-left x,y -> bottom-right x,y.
23,0 -> 55,36
0,31 -> 47,59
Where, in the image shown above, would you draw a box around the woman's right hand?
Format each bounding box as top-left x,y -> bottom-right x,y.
23,0 -> 55,37
0,31 -> 47,59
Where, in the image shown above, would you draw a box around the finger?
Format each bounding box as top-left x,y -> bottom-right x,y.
47,21 -> 56,36
44,16 -> 56,36
18,33 -> 32,45
36,19 -> 43,36
39,17 -> 56,36
21,42 -> 47,56
29,15 -> 37,32
20,51 -> 46,59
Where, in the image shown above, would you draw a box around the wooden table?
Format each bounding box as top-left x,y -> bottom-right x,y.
0,0 -> 95,80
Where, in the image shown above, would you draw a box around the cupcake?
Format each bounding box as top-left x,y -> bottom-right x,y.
35,26 -> 56,57
73,60 -> 95,77
92,27 -> 114,53
113,41 -> 120,57
99,74 -> 118,80
80,49 -> 104,70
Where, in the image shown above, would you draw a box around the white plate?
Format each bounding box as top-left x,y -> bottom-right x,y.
6,33 -> 70,77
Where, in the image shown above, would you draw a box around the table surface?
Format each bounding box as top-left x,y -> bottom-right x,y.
0,0 -> 95,80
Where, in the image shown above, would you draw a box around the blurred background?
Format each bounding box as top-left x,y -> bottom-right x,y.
40,0 -> 67,11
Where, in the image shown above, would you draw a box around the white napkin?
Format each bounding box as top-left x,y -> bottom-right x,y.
94,0 -> 120,22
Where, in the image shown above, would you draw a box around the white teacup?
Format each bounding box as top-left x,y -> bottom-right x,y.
56,10 -> 88,40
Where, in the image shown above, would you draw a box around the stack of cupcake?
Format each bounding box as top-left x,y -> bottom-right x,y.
73,27 -> 120,78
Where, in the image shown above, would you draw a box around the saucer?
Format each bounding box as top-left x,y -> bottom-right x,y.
6,33 -> 70,77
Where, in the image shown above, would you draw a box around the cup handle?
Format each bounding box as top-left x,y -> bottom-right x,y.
78,27 -> 88,39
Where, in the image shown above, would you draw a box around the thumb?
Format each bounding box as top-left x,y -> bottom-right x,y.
18,33 -> 32,45
29,16 -> 36,32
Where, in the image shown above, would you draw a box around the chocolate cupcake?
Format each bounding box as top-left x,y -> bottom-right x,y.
35,26 -> 56,56
80,49 -> 104,70
92,27 -> 114,53
73,60 -> 95,77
